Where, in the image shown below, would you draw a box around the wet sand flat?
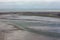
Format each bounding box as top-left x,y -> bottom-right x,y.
0,21 -> 60,40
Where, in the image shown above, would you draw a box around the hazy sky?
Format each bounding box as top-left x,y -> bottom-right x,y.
0,0 -> 60,2
0,0 -> 60,12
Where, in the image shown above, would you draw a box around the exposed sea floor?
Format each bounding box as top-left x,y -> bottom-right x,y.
0,22 -> 60,40
0,14 -> 60,40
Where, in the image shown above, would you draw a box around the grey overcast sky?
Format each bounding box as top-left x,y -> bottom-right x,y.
0,0 -> 59,2
0,0 -> 60,12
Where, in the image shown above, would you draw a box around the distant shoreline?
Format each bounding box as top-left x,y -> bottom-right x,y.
0,10 -> 60,12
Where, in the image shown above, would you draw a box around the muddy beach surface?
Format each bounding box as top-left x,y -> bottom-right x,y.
0,14 -> 60,40
0,22 -> 59,40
